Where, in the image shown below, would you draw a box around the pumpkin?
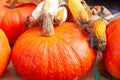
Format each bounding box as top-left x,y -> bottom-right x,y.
0,29 -> 11,76
104,18 -> 120,79
12,22 -> 96,80
0,0 -> 36,44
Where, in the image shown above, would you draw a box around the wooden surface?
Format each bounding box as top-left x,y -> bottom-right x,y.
0,48 -> 109,80
0,47 -> 111,80
0,61 -> 109,80
0,61 -> 24,80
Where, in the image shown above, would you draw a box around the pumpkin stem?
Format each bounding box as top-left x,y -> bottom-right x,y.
42,13 -> 54,37
25,0 -> 68,27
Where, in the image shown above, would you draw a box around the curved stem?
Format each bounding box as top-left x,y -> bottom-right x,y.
42,13 -> 54,37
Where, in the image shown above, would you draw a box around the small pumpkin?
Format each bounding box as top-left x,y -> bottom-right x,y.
0,0 -> 36,44
0,29 -> 11,76
104,18 -> 120,79
12,22 -> 95,80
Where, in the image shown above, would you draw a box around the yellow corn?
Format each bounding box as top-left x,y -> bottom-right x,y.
54,6 -> 67,25
68,0 -> 91,23
92,19 -> 106,50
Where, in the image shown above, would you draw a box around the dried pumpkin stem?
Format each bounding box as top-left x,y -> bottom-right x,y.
39,0 -> 59,37
42,13 -> 54,37
40,0 -> 59,36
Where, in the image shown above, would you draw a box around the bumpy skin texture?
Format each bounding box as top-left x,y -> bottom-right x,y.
0,0 -> 36,44
12,22 -> 95,80
0,29 -> 11,76
104,19 -> 120,79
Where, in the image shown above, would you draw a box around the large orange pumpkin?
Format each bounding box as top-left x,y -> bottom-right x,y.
0,29 -> 11,76
104,18 -> 120,79
0,0 -> 36,44
12,22 -> 95,80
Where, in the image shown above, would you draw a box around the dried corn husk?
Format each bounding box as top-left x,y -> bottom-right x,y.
53,6 -> 67,25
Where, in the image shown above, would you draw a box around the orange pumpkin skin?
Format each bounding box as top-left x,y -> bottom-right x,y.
0,0 -> 36,44
0,29 -> 11,76
12,22 -> 95,80
104,19 -> 120,79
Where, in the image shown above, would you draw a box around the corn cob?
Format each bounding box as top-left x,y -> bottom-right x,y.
92,19 -> 106,51
68,0 -> 91,23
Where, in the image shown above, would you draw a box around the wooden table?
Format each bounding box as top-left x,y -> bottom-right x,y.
0,60 -> 109,80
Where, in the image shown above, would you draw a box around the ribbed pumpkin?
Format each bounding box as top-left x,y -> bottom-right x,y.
0,29 -> 11,76
12,22 -> 95,80
0,0 -> 36,44
104,18 -> 120,79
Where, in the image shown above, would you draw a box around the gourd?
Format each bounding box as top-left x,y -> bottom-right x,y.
11,22 -> 96,80
0,0 -> 36,44
0,29 -> 11,76
104,18 -> 120,79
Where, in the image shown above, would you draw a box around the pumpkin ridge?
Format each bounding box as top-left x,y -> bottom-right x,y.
31,42 -> 47,80
70,39 -> 95,76
55,23 -> 88,78
64,37 -> 83,76
12,33 -> 35,68
54,41 -> 77,79
53,41 -> 66,79
21,38 -> 45,79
